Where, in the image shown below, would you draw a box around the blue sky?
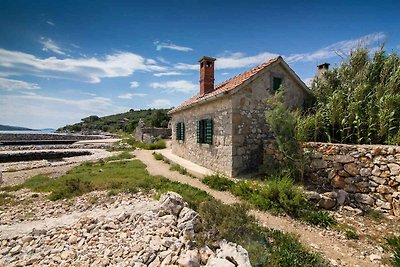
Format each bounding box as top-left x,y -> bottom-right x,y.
0,0 -> 399,129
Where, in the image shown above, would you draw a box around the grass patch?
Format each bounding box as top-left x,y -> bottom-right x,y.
2,159 -> 210,209
197,200 -> 326,267
202,174 -> 234,191
387,236 -> 400,267
125,136 -> 166,150
152,152 -> 164,160
204,174 -> 336,228
366,209 -> 383,220
169,163 -> 188,175
0,192 -> 16,206
344,228 -> 359,240
103,151 -> 134,162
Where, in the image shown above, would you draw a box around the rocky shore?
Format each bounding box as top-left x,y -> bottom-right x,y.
0,191 -> 250,267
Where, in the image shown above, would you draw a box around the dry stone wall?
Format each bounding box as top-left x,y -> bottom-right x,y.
264,141 -> 400,216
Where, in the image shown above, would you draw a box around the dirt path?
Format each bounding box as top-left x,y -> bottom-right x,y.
135,149 -> 376,267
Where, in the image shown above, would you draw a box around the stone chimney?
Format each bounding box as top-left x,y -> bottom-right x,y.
199,56 -> 216,95
316,63 -> 330,80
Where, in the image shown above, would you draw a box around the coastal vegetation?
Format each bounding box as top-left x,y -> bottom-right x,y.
300,48 -> 400,145
57,108 -> 170,133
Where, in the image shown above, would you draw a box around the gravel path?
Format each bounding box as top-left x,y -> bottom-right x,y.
134,149 -> 379,267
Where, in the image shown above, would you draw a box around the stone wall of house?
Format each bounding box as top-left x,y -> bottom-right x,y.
171,96 -> 233,176
231,64 -> 309,176
264,141 -> 400,216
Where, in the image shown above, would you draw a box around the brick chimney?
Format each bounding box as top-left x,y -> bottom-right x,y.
199,56 -> 216,95
316,63 -> 330,80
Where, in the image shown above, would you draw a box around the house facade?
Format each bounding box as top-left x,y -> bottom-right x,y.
169,56 -> 310,177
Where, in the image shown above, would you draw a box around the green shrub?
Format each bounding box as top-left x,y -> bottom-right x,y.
197,200 -> 325,267
152,152 -> 164,160
125,137 -> 166,150
169,164 -> 188,175
229,177 -> 336,227
104,151 -> 134,162
301,210 -> 337,228
202,174 -> 234,191
49,178 -> 93,200
387,236 -> 400,267
344,228 -> 359,240
0,192 -> 15,206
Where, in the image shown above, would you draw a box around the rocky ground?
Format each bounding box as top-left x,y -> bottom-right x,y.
0,191 -> 250,267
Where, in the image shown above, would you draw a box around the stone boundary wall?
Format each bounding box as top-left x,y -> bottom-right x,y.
264,141 -> 400,216
0,150 -> 92,163
135,128 -> 171,143
0,133 -> 106,141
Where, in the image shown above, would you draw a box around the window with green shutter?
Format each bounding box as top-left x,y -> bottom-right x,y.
272,77 -> 283,91
176,122 -> 185,141
196,119 -> 213,144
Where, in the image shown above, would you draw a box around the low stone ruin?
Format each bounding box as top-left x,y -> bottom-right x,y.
134,118 -> 171,144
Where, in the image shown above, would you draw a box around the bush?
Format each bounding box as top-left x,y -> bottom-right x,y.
49,178 -> 93,200
152,152 -> 164,160
344,228 -> 359,240
301,48 -> 400,145
125,137 -> 166,150
302,210 -> 337,228
169,164 -> 188,175
387,236 -> 400,267
197,200 -> 325,266
202,174 -> 234,191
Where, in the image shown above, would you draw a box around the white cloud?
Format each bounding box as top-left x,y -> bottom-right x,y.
129,81 -> 140,88
285,32 -> 386,63
146,58 -> 157,65
175,63 -> 198,70
173,32 -> 386,72
153,71 -> 185,77
46,21 -> 55,26
302,77 -> 314,87
118,93 -> 147,99
154,41 -> 193,52
0,93 -> 129,128
147,99 -> 172,108
221,72 -> 229,76
150,80 -> 197,93
0,48 -> 167,83
40,37 -> 66,55
0,77 -> 40,91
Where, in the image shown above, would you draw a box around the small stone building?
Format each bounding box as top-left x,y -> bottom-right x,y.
169,56 -> 310,177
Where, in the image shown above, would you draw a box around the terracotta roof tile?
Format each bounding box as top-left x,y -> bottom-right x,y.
169,56 -> 281,113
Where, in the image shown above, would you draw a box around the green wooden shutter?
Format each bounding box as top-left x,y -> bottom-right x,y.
205,119 -> 213,144
180,122 -> 185,141
196,121 -> 201,143
176,123 -> 180,140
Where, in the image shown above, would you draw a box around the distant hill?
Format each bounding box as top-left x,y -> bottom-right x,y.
0,124 -> 37,131
57,108 -> 171,133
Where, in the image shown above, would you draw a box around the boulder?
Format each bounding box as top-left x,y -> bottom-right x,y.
354,193 -> 374,205
334,155 -> 354,163
318,194 -> 337,210
158,192 -> 186,217
331,175 -> 347,189
344,163 -> 359,176
388,163 -> 400,176
208,240 -> 251,267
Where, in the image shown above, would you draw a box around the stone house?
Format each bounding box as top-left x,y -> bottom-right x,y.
169,56 -> 310,177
